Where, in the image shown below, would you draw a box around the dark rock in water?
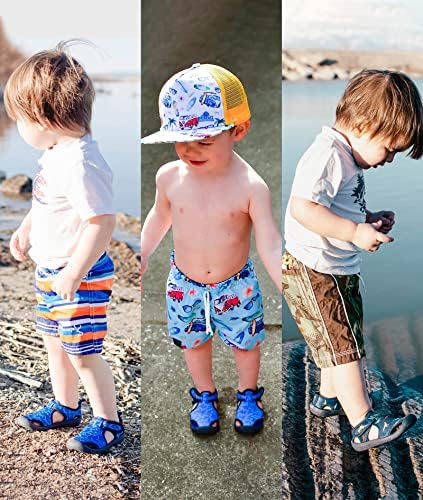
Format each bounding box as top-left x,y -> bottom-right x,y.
318,58 -> 338,66
0,175 -> 32,196
0,170 -> 5,182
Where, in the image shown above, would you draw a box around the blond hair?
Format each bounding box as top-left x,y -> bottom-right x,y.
335,69 -> 423,159
4,41 -> 94,134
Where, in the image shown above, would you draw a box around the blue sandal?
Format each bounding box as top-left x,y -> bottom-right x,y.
234,387 -> 265,434
189,388 -> 220,436
66,414 -> 124,454
351,411 -> 416,452
16,400 -> 82,431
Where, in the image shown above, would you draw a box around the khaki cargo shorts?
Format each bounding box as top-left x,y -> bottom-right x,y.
282,251 -> 365,368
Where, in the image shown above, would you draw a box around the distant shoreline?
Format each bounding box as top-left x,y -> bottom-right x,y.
283,48 -> 423,81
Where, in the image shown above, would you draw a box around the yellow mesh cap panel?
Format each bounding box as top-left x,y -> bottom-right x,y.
204,64 -> 251,126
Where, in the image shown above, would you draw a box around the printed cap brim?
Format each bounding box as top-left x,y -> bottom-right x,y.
140,125 -> 234,144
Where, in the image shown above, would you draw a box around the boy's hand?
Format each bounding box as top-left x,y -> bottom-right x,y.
52,268 -> 82,301
352,221 -> 394,252
140,255 -> 148,292
366,210 -> 395,234
9,225 -> 30,261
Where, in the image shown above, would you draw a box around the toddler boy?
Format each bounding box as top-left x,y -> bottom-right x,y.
283,69 -> 422,451
141,63 -> 281,435
4,43 -> 124,453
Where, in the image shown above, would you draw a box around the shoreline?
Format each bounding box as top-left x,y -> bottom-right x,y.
283,48 -> 423,81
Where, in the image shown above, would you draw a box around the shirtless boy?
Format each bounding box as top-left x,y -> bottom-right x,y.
140,63 -> 281,435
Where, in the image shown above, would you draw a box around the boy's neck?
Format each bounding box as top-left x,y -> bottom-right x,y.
332,125 -> 354,148
48,130 -> 87,150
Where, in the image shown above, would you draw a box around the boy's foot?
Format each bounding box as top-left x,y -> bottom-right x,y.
66,414 -> 124,454
16,400 -> 82,431
351,411 -> 416,452
189,387 -> 220,436
234,387 -> 265,435
310,393 -> 345,417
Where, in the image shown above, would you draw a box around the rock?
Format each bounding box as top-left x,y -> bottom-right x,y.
318,58 -> 338,66
283,69 -> 304,81
332,66 -> 350,80
116,211 -> 141,234
0,174 -> 32,196
0,170 -> 5,182
312,67 -> 337,80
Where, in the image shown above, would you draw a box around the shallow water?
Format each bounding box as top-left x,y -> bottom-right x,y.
282,79 -> 423,381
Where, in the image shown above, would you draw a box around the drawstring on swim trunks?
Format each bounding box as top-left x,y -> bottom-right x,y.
203,290 -> 213,336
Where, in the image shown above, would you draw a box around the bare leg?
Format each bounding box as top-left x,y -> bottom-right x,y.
183,339 -> 215,392
43,335 -> 79,423
333,358 -> 372,426
232,344 -> 261,392
319,366 -> 337,398
68,353 -> 118,443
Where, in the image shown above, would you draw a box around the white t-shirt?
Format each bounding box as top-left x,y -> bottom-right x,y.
285,126 -> 366,275
29,134 -> 115,269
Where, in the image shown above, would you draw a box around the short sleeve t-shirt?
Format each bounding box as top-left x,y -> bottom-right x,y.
29,134 -> 115,269
284,126 -> 366,275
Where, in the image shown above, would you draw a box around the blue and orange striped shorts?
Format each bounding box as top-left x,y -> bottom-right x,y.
34,253 -> 114,356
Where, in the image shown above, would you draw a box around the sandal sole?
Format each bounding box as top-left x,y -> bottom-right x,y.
351,414 -> 416,452
66,433 -> 125,454
234,422 -> 263,435
191,423 -> 220,436
16,416 -> 81,432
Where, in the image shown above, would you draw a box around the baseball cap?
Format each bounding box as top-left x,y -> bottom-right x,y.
141,63 -> 251,144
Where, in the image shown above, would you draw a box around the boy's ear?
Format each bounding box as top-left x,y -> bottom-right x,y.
232,120 -> 250,141
353,122 -> 366,137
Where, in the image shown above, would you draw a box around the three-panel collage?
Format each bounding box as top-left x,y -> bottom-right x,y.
0,1 -> 422,498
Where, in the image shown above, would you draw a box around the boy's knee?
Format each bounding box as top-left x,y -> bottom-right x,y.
68,353 -> 99,368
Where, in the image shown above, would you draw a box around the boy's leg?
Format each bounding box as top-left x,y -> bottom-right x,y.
43,335 -> 80,423
232,344 -> 261,392
183,338 -> 215,393
333,358 -> 372,426
319,366 -> 337,398
68,354 -> 118,443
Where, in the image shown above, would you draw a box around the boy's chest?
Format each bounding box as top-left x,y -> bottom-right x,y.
336,172 -> 366,215
168,179 -> 250,222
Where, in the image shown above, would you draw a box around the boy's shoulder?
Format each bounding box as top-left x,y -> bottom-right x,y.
301,126 -> 352,165
155,160 -> 181,187
234,153 -> 268,190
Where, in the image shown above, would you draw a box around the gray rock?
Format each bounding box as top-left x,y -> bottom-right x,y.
312,67 -> 337,80
0,174 -> 32,195
0,170 -> 5,182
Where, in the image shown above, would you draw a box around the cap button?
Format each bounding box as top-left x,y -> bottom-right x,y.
191,63 -> 201,68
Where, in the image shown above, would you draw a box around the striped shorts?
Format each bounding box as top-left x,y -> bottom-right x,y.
282,251 -> 365,369
34,253 -> 114,356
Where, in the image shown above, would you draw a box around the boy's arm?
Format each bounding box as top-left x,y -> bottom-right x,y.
249,179 -> 282,293
290,197 -> 393,251
10,208 -> 32,261
52,214 -> 115,300
140,169 -> 172,280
